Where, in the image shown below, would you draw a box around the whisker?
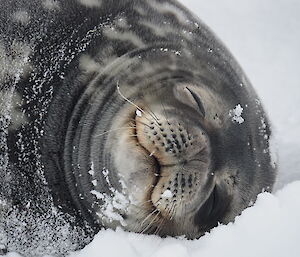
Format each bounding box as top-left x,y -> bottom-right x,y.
154,216 -> 165,235
149,149 -> 157,157
141,207 -> 160,227
189,158 -> 207,164
117,83 -> 162,128
160,100 -> 171,125
141,104 -> 162,127
143,105 -> 160,121
94,126 -> 136,138
131,118 -> 151,128
140,210 -> 161,234
117,83 -> 144,114
137,196 -> 161,209
169,202 -> 177,221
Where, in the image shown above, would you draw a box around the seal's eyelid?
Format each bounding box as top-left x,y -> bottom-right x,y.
185,87 -> 205,117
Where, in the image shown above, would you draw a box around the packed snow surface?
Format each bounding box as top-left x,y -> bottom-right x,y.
5,0 -> 300,256
6,181 -> 300,257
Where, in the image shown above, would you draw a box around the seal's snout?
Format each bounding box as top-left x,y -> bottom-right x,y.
135,110 -> 211,221
136,115 -> 195,165
135,110 -> 209,166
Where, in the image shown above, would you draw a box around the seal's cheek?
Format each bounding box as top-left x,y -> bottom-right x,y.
112,131 -> 157,203
194,182 -> 232,232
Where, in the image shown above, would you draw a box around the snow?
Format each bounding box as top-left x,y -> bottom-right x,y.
90,169 -> 129,226
136,109 -> 142,117
66,181 -> 300,257
229,104 -> 245,124
9,181 -> 295,257
3,181 -> 290,257
4,0 -> 300,256
161,190 -> 173,198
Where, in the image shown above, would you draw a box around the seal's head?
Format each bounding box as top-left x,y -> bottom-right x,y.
54,45 -> 275,238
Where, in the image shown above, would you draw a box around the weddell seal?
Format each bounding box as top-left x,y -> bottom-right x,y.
0,0 -> 276,255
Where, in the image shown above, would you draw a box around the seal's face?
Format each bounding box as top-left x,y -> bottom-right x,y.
93,83 -> 232,238
42,42 -> 275,239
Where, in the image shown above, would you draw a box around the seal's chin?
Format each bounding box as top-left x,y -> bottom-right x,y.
106,93 -> 227,238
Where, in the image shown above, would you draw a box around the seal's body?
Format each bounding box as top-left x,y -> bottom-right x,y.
0,0 -> 276,255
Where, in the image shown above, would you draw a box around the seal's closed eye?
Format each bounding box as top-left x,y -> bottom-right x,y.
186,87 -> 206,118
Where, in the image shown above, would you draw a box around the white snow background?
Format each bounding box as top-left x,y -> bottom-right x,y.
7,0 -> 300,256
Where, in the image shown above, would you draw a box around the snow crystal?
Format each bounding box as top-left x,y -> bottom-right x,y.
161,190 -> 173,198
93,189 -> 129,226
0,41 -> 31,83
268,131 -> 278,169
135,109 -> 142,117
90,190 -> 104,200
88,162 -> 95,176
90,169 -> 129,226
229,104 -> 245,124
